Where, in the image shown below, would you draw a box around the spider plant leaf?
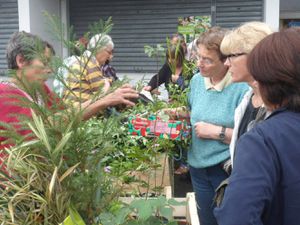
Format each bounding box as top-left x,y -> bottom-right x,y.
48,166 -> 58,201
59,162 -> 80,183
16,139 -> 40,148
8,201 -> 14,223
27,111 -> 51,152
53,131 -> 72,156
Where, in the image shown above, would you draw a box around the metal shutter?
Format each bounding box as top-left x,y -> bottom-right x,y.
69,0 -> 211,74
215,0 -> 264,28
69,0 -> 264,73
0,0 -> 19,76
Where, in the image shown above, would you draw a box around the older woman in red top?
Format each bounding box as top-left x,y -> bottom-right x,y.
0,31 -> 138,167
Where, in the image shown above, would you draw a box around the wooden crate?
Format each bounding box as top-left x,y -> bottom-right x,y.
172,192 -> 200,225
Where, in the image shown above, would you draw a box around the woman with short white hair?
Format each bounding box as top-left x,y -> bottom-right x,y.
88,34 -> 118,82
63,34 -> 117,103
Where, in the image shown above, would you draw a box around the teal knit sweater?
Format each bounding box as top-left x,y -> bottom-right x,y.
188,73 -> 248,168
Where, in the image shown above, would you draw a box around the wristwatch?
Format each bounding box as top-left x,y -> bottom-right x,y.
219,126 -> 226,142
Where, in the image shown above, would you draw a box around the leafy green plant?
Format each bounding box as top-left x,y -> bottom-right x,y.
144,44 -> 165,66
100,196 -> 184,225
0,103 -> 126,224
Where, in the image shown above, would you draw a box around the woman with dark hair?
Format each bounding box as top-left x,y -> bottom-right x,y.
144,42 -> 193,175
143,33 -> 193,92
144,43 -> 189,92
143,35 -> 193,176
214,27 -> 300,225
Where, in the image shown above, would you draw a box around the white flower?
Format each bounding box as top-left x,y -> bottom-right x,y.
104,166 -> 111,173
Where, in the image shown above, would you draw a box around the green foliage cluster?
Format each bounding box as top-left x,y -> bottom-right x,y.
0,90 -> 124,224
100,196 -> 183,225
0,15 -> 193,225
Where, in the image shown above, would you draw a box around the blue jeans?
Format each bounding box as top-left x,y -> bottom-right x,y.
189,164 -> 228,225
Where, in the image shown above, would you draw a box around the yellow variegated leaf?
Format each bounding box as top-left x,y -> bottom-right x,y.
59,162 -> 80,183
48,167 -> 58,201
8,201 -> 14,223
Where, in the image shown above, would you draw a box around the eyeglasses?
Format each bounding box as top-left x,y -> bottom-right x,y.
226,53 -> 247,63
195,55 -> 214,65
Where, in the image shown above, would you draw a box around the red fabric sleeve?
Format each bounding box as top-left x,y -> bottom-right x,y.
0,83 -> 33,170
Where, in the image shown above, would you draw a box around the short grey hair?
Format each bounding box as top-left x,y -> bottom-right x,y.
196,26 -> 228,60
6,31 -> 47,69
87,34 -> 114,52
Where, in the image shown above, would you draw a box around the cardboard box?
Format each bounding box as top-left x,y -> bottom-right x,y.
128,115 -> 191,140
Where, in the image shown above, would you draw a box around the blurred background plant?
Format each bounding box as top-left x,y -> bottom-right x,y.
144,44 -> 165,72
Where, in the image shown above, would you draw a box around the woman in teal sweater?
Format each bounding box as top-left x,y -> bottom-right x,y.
188,27 -> 248,225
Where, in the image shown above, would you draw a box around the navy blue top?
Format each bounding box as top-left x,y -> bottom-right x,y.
214,108 -> 300,225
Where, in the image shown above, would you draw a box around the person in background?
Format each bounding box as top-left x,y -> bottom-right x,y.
53,36 -> 89,96
98,35 -> 118,82
220,21 -> 273,169
144,34 -> 194,175
170,32 -> 187,56
188,27 -> 248,225
0,31 -> 138,152
101,59 -> 118,82
214,27 -> 300,225
63,34 -> 116,103
143,33 -> 190,92
147,43 -> 186,91
186,38 -> 198,62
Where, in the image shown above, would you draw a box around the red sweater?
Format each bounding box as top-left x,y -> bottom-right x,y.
0,82 -> 60,168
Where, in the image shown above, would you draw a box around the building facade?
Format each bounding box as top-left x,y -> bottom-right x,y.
0,0 -> 280,77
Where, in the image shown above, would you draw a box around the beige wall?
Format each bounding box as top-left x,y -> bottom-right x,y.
18,0 -> 64,57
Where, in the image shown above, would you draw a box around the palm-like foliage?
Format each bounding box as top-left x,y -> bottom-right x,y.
0,15 -> 123,224
0,101 -> 125,224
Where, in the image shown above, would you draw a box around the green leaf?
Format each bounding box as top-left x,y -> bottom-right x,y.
59,162 -> 80,182
166,221 -> 178,225
149,196 -> 166,208
27,112 -> 52,152
159,207 -> 173,221
144,216 -> 166,225
131,199 -> 153,220
99,212 -> 117,225
53,131 -> 72,156
168,198 -> 186,206
60,206 -> 85,225
115,207 -> 132,224
48,166 -> 58,201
